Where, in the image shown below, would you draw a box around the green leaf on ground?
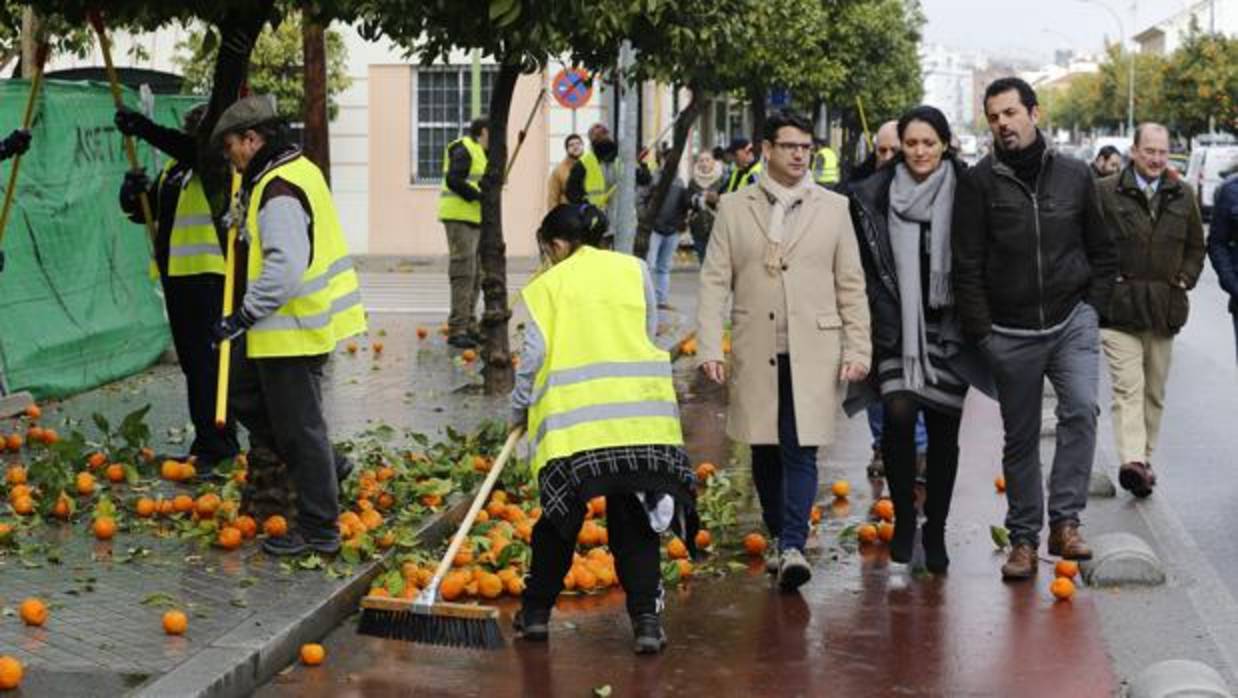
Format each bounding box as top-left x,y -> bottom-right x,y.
594,686 -> 613,697
990,525 -> 1011,551
141,592 -> 178,607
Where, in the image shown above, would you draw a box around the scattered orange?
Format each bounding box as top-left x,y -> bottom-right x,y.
39,428 -> 58,445
0,523 -> 12,543
162,609 -> 188,635
25,426 -> 44,444
157,499 -> 175,517
51,492 -> 72,520
172,495 -> 195,514
87,452 -> 107,469
439,323 -> 450,337
105,463 -> 126,484
12,495 -> 34,516
461,349 -> 478,363
195,493 -> 221,518
372,341 -> 384,354
178,462 -> 197,481
439,574 -> 466,601
666,537 -> 688,560
92,516 -> 117,541
478,572 -> 503,599
216,527 -> 243,550
4,434 -> 20,451
1054,560 -> 1079,580
139,447 -> 156,463
360,509 -> 384,531
376,530 -> 396,549
1050,577 -> 1076,601
857,523 -> 879,544
995,475 -> 1006,493
300,643 -> 326,666
810,505 -> 823,524
872,498 -> 895,522
695,462 -> 717,482
160,460 -> 180,481
75,472 -> 96,496
420,494 -> 442,508
676,559 -> 694,579
23,404 -> 41,420
135,498 -> 156,518
877,521 -> 895,543
742,532 -> 768,556
694,529 -> 712,549
346,342 -> 359,354
7,484 -> 31,502
234,515 -> 258,539
4,466 -> 26,485
263,515 -> 288,537
831,480 -> 851,498
416,327 -> 429,340
376,465 -> 396,482
0,655 -> 22,690
18,598 -> 47,626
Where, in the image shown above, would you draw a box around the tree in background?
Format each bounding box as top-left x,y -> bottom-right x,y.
1163,22 -> 1237,139
1,2 -> 92,75
173,10 -> 351,123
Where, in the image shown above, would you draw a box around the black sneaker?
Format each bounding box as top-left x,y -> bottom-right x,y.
866,447 -> 885,480
631,613 -> 667,655
512,606 -> 550,641
447,333 -> 477,349
262,530 -> 341,557
333,449 -> 355,483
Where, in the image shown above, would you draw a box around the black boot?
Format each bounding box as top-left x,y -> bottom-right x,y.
632,614 -> 667,655
883,448 -> 918,564
922,429 -> 960,574
513,606 -> 550,641
921,522 -> 949,573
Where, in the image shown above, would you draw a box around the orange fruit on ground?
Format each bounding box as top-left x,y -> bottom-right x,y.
300,643 -> 326,666
4,434 -> 21,451
377,493 -> 395,511
106,463 -> 126,484
25,426 -> 44,444
439,323 -> 450,336
877,521 -> 895,543
0,655 -> 22,690
232,469 -> 248,485
216,527 -> 243,550
872,498 -> 895,522
439,574 -> 465,601
7,484 -> 31,502
676,559 -> 694,579
589,497 -> 606,517
695,462 -> 717,482
24,404 -> 41,420
195,493 -> 221,517
135,498 -> 156,518
160,460 -> 180,480
742,532 -> 768,556
346,342 -> 359,354
12,495 -> 35,516
5,465 -> 26,485
574,566 -> 598,591
139,447 -> 156,463
666,537 -> 688,560
1050,577 -> 1076,601
416,327 -> 429,340
360,509 -> 384,530
87,452 -> 107,469
178,462 -> 197,481
831,480 -> 851,498
92,516 -> 117,541
234,515 -> 258,539
157,499 -> 175,517
1054,560 -> 1079,580
695,529 -> 712,549
372,341 -> 384,354
162,609 -> 188,635
172,495 -> 195,514
0,522 -> 13,543
51,492 -> 72,520
461,349 -> 478,363
504,575 -> 525,596
377,530 -> 396,549
75,472 -> 96,496
810,505 -> 823,524
995,475 -> 1006,493
376,465 -> 396,482
478,572 -> 504,599
857,523 -> 879,544
420,493 -> 442,508
39,428 -> 57,445
19,598 -> 47,626
263,515 -> 288,537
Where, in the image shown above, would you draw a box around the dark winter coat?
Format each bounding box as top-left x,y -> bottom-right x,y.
951,147 -> 1118,337
1096,166 -> 1206,335
1208,176 -> 1238,313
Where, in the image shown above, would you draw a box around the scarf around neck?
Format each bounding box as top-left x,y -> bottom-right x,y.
693,160 -> 724,190
888,160 -> 956,389
756,171 -> 812,275
996,130 -> 1047,187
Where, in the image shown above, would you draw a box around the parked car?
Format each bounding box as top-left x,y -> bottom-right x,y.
1185,145 -> 1238,220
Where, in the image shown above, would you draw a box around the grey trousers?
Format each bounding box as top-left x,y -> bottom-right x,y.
230,345 -> 340,539
444,220 -> 481,336
985,303 -> 1101,546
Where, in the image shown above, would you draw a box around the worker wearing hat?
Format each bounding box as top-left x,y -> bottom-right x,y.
210,95 -> 367,556
722,138 -> 762,193
115,104 -> 240,478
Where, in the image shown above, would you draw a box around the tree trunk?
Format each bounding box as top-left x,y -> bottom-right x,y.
747,83 -> 767,147
478,61 -> 520,395
195,0 -> 277,220
301,16 -> 330,183
635,88 -> 701,259
612,41 -> 639,254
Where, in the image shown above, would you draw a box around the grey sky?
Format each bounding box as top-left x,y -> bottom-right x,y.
920,0 -> 1200,63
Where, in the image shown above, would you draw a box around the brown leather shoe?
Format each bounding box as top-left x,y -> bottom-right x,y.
1118,462 -> 1155,498
1001,543 -> 1039,580
1047,522 -> 1093,560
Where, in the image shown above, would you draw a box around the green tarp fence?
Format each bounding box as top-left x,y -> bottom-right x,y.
0,79 -> 203,399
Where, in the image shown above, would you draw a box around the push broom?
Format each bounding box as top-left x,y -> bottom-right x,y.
0,41 -> 48,272
358,427 -> 523,649
214,171 -> 243,428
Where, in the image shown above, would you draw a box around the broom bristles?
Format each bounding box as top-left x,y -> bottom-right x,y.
357,599 -> 504,649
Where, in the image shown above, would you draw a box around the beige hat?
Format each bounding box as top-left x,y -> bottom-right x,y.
210,95 -> 278,145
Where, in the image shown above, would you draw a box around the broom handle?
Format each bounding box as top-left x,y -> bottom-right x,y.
214,171 -> 242,428
425,428 -> 524,595
0,42 -> 48,250
89,11 -> 157,242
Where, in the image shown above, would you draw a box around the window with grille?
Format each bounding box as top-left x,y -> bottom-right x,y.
411,65 -> 498,185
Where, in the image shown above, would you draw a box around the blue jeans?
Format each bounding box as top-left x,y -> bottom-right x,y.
866,402 -> 927,453
751,355 -> 818,552
644,229 -> 677,307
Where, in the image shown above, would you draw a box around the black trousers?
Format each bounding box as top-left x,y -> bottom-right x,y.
229,345 -> 339,539
524,493 -> 662,618
162,273 -> 239,468
881,393 -> 961,529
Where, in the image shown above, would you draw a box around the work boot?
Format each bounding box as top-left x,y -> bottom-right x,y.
512,606 -> 550,642
1001,542 -> 1039,580
1118,461 -> 1155,498
262,529 -> 340,557
921,523 -> 949,574
777,548 -> 812,592
631,613 -> 667,655
1047,522 -> 1092,560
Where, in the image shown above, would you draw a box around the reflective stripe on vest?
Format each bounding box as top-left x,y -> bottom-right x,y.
725,162 -> 762,193
580,150 -> 610,207
522,246 -> 682,479
162,161 -> 226,277
813,146 -> 839,185
437,136 -> 487,224
244,155 -> 367,358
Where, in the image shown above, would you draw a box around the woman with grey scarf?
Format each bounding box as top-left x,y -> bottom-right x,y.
848,106 -> 992,573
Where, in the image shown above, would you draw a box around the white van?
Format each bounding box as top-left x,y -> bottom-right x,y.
1186,146 -> 1238,220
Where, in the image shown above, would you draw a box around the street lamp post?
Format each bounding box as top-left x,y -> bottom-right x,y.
1078,0 -> 1135,134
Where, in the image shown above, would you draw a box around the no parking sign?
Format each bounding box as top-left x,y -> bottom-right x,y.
551,68 -> 593,110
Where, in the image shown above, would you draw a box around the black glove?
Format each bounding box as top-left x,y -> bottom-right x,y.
119,169 -> 150,212
211,309 -> 256,346
114,108 -> 154,138
0,129 -> 31,159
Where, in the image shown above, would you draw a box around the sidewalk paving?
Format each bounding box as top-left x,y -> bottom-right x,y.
0,262 -> 700,698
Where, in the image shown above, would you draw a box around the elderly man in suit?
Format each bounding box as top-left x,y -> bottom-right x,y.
697,110 -> 871,592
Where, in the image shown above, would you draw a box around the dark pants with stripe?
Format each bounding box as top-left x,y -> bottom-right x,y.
163,273 -> 239,469
524,493 -> 662,618
229,343 -> 340,540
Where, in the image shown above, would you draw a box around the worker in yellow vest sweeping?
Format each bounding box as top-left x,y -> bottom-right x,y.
812,140 -> 840,187
510,203 -> 698,655
437,117 -> 489,349
209,96 -> 367,556
116,105 -> 239,476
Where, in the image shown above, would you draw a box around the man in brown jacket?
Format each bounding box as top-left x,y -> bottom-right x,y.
1097,122 -> 1206,497
697,110 -> 870,592
546,133 -> 583,210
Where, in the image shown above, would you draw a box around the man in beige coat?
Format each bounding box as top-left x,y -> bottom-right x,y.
697,111 -> 871,591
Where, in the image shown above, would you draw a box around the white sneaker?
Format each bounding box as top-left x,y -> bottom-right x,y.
778,548 -> 812,591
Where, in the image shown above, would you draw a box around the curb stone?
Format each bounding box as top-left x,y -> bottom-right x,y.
1081,531 -> 1167,587
133,492 -> 475,698
1127,659 -> 1234,698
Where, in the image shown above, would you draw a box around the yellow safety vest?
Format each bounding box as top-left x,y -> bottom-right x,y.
244,155 -> 367,358
161,161 -> 226,277
725,162 -> 762,193
437,136 -> 487,224
580,150 -> 611,207
813,146 -> 839,185
522,246 -> 683,479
